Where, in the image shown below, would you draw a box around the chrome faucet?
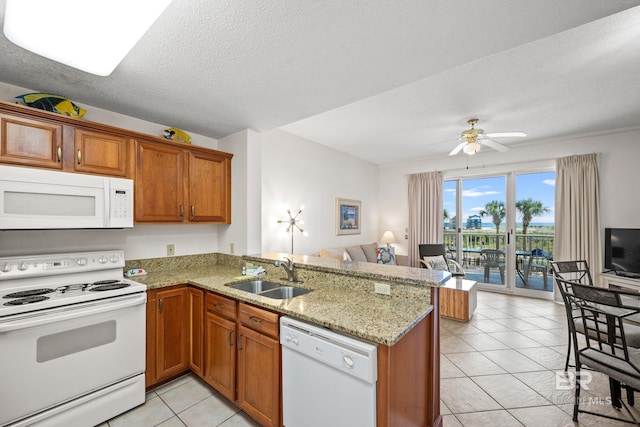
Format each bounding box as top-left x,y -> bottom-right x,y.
275,257 -> 296,282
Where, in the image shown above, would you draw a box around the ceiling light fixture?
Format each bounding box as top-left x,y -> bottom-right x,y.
462,139 -> 481,155
3,0 -> 173,76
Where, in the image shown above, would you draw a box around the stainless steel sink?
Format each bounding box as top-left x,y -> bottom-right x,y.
226,280 -> 311,299
227,280 -> 282,293
259,286 -> 312,300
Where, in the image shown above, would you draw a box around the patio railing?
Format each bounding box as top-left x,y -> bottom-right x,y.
442,231 -> 554,257
442,231 -> 554,290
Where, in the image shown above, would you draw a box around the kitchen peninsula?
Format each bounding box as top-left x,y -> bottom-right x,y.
129,252 -> 447,427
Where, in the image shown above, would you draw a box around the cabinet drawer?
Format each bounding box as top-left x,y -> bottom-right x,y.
206,292 -> 237,320
238,303 -> 279,338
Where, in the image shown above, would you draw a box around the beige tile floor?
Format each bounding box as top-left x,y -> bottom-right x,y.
103,290 -> 639,426
442,291 -> 639,426
99,374 -> 259,427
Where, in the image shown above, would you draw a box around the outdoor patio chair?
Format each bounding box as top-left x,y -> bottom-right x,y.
418,244 -> 465,277
524,253 -> 549,288
556,279 -> 640,423
480,249 -> 504,283
551,260 -> 594,372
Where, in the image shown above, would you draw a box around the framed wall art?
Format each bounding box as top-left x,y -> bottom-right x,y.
336,198 -> 361,235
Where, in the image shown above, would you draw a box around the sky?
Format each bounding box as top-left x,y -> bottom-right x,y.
444,171 -> 556,226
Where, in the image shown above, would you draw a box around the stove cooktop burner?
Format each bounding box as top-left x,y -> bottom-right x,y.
3,288 -> 55,299
92,280 -> 120,286
90,283 -> 131,292
3,295 -> 50,306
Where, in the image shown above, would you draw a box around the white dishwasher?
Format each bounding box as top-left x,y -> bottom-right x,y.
280,316 -> 378,427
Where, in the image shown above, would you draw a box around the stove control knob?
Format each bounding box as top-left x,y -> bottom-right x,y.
99,256 -> 108,264
1,264 -> 11,273
76,258 -> 87,266
18,262 -> 29,271
110,254 -> 120,263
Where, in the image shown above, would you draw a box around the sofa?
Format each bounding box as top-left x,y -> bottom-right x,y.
317,242 -> 409,266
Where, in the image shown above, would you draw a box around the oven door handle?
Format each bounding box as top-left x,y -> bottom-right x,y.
0,293 -> 146,333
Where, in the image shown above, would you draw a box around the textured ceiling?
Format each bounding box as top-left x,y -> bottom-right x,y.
1,1 -> 639,165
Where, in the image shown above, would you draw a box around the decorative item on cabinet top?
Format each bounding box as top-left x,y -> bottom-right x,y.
15,93 -> 86,118
163,127 -> 191,144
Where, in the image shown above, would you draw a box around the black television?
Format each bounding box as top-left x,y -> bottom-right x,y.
605,228 -> 640,278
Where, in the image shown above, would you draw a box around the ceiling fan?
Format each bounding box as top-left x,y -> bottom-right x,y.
449,119 -> 526,156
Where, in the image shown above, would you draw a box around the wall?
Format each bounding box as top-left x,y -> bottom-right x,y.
217,129 -> 263,256
0,81 -> 223,260
378,127 -> 640,257
260,129 -> 379,256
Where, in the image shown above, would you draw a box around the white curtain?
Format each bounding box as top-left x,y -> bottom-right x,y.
408,172 -> 443,267
554,153 -> 602,298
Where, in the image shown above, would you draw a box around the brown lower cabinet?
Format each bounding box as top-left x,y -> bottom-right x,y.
146,287 -> 282,427
235,303 -> 281,427
188,287 -> 204,377
203,292 -> 237,400
146,285 -> 441,427
203,292 -> 281,427
146,286 -> 190,387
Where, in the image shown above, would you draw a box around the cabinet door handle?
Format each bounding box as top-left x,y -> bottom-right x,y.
238,333 -> 243,351
56,146 -> 62,163
158,298 -> 163,313
191,205 -> 195,218
179,205 -> 184,217
249,316 -> 263,324
228,330 -> 234,347
77,149 -> 82,165
214,303 -> 224,310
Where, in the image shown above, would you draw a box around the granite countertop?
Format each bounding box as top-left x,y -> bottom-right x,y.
127,253 -> 448,346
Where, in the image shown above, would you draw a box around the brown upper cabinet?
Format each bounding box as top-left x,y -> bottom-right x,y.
73,128 -> 130,177
0,110 -> 131,177
0,112 -> 64,169
0,101 -> 233,225
135,139 -> 232,224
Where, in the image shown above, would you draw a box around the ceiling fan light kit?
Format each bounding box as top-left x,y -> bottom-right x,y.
449,118 -> 526,156
462,141 -> 481,155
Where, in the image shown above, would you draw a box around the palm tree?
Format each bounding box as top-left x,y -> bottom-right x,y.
443,208 -> 449,229
516,198 -> 550,235
479,200 -> 505,235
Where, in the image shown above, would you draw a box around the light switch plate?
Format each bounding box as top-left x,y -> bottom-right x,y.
167,244 -> 175,256
374,282 -> 391,296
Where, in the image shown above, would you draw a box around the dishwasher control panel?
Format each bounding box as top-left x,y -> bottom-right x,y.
280,316 -> 377,383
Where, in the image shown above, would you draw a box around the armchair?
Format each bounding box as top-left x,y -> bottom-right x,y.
418,244 -> 465,277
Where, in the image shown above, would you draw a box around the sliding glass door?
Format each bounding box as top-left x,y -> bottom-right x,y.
444,170 -> 555,298
444,176 -> 509,290
513,171 -> 555,295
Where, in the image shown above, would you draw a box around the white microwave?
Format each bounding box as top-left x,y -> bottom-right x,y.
0,165 -> 133,229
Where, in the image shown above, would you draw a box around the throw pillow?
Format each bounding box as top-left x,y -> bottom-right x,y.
361,243 -> 379,263
377,246 -> 397,265
346,245 -> 368,262
423,255 -> 450,271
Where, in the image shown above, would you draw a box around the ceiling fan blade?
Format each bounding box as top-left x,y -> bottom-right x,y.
449,141 -> 466,156
485,131 -> 526,138
480,138 -> 510,152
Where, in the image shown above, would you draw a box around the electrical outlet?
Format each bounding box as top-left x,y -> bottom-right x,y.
167,244 -> 175,256
230,242 -> 234,254
374,282 -> 391,296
